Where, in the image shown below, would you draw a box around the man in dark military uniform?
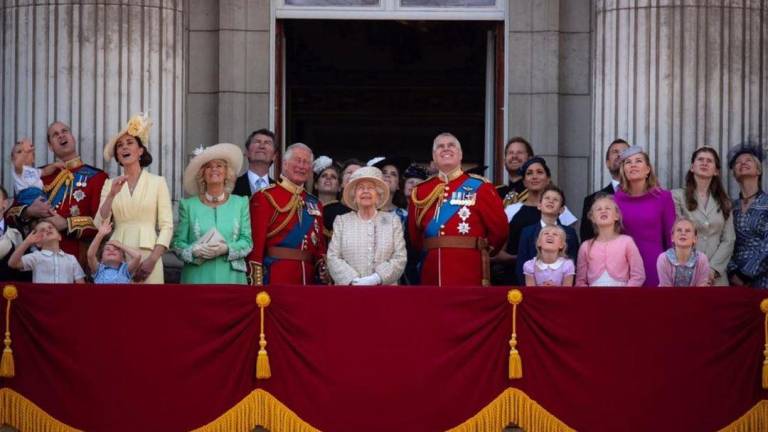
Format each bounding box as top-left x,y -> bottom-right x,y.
496,136 -> 534,206
247,143 -> 326,285
408,133 -> 508,287
5,122 -> 108,266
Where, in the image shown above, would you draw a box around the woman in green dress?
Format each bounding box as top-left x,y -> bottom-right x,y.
172,143 -> 253,284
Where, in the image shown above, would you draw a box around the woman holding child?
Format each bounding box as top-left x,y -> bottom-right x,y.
171,144 -> 253,284
95,113 -> 174,284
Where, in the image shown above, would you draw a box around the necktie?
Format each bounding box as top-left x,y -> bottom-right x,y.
255,178 -> 266,192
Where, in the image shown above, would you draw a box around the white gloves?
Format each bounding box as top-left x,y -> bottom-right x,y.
351,273 -> 382,286
192,242 -> 228,260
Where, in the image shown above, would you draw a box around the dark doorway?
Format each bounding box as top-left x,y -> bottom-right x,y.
283,19 -> 494,166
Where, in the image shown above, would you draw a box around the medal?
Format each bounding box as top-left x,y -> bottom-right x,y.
73,190 -> 85,202
458,222 -> 470,235
457,205 -> 471,235
70,205 -> 80,216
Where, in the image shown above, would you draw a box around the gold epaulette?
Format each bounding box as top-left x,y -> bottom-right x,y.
5,205 -> 24,221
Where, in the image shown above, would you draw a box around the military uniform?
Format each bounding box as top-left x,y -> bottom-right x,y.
247,177 -> 326,285
496,178 -> 528,207
6,158 -> 108,264
408,170 -> 508,287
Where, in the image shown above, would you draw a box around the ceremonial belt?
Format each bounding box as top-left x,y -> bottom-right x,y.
424,235 -> 491,287
267,246 -> 312,262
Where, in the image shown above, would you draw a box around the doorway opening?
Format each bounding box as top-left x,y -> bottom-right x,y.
281,19 -> 501,173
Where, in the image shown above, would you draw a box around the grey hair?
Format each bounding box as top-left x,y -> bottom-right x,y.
432,132 -> 462,152
284,142 -> 314,164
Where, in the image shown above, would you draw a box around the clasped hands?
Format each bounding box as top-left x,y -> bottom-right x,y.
192,242 -> 228,260
351,273 -> 382,286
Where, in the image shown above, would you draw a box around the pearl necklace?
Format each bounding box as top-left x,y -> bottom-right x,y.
204,191 -> 227,203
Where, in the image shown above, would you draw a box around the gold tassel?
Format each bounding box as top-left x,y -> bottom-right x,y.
760,299 -> 768,389
1,285 -> 18,378
256,291 -> 271,380
508,289 -> 523,379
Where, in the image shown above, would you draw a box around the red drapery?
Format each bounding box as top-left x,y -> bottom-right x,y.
0,283 -> 766,431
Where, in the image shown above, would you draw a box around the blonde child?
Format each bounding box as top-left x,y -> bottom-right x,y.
11,138 -> 65,205
575,193 -> 645,286
87,222 -> 142,284
656,218 -> 711,286
523,225 -> 575,286
8,220 -> 86,283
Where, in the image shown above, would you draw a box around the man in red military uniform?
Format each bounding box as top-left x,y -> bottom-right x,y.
408,132 -> 508,287
247,143 -> 327,285
5,122 -> 108,266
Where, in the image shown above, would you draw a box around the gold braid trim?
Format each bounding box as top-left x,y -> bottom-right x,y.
0,388 -> 82,432
43,170 -> 74,203
718,400 -> 768,432
411,183 -> 445,226
191,389 -> 318,432
263,192 -> 301,239
447,387 -> 575,432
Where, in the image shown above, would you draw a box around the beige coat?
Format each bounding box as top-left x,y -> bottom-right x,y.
671,188 -> 735,286
327,211 -> 407,285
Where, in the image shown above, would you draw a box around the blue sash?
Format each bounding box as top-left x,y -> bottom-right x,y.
264,196 -> 318,283
424,177 -> 482,238
48,165 -> 100,207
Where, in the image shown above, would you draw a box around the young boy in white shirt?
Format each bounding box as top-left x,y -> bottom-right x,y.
8,220 -> 85,283
11,138 -> 65,205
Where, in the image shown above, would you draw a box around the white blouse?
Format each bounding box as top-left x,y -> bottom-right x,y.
327,211 -> 407,285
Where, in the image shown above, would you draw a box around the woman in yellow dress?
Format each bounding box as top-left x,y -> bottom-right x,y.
95,114 -> 173,283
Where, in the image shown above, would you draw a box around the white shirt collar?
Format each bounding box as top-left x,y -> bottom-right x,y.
0,218 -> 5,234
611,179 -> 620,191
535,257 -> 566,270
40,249 -> 66,257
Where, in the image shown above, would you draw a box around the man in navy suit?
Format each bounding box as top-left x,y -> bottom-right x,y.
579,138 -> 630,241
233,128 -> 277,197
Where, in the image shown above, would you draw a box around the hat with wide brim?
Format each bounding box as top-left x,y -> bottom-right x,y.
727,142 -> 765,169
183,143 -> 244,196
104,112 -> 153,161
342,166 -> 390,211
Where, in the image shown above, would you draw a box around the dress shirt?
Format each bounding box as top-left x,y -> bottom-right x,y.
247,171 -> 270,194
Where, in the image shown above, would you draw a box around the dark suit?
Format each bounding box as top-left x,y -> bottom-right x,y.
232,172 -> 275,198
580,183 -> 616,242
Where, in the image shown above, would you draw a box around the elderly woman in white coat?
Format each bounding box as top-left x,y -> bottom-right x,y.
327,166 -> 407,285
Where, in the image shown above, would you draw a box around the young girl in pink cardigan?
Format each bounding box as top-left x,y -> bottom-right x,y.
575,194 -> 646,286
656,218 -> 711,286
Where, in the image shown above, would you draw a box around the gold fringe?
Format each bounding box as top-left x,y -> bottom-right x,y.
718,400 -> 768,432
0,388 -> 82,432
1,285 -> 18,378
191,389 -> 318,432
256,291 -> 271,380
447,387 -> 575,432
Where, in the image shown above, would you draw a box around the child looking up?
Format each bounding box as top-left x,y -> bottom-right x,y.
523,225 -> 575,286
515,185 -> 579,283
575,194 -> 645,286
87,222 -> 142,284
8,220 -> 85,283
11,138 -> 65,205
656,218 -> 711,286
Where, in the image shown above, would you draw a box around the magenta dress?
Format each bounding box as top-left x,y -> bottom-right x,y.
614,187 -> 676,287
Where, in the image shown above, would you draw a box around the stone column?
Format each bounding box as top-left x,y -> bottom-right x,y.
592,0 -> 768,192
1,0 -> 184,199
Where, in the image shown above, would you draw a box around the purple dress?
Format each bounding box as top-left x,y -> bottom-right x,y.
614,187 -> 676,287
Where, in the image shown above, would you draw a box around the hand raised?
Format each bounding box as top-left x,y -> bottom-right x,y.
109,176 -> 128,197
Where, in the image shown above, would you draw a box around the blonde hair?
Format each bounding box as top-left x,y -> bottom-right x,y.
195,159 -> 237,194
588,193 -> 623,236
618,151 -> 658,192
535,225 -> 568,260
